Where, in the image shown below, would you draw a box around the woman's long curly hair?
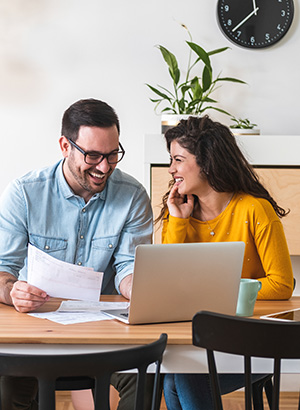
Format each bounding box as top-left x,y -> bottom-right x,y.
156,115 -> 289,223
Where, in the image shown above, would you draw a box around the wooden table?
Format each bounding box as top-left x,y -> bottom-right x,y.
0,296 -> 299,373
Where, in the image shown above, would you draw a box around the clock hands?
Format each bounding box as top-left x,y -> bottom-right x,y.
252,0 -> 258,15
232,7 -> 259,32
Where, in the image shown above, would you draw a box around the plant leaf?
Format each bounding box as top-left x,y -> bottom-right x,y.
181,84 -> 191,95
157,45 -> 180,85
149,98 -> 162,103
202,106 -> 232,116
208,47 -> 230,56
190,77 -> 203,100
215,77 -> 247,84
202,66 -> 212,92
186,41 -> 211,70
161,107 -> 177,113
178,97 -> 187,112
146,84 -> 171,100
202,96 -> 218,103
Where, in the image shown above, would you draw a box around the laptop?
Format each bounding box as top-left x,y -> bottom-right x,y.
103,241 -> 245,324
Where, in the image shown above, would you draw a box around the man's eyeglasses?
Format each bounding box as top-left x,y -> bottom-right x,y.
67,138 -> 125,165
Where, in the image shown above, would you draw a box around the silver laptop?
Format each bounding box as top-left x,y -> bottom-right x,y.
103,241 -> 245,324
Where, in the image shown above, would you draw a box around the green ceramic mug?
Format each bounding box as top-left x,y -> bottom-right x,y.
236,278 -> 262,317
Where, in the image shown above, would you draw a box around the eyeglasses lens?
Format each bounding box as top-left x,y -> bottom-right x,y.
85,151 -> 124,165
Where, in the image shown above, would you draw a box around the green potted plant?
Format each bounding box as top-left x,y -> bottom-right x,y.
230,117 -> 260,136
146,24 -> 246,133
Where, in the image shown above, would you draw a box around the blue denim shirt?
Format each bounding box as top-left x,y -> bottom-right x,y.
0,160 -> 153,294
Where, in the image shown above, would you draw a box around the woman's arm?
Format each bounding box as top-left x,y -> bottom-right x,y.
255,220 -> 294,300
162,215 -> 190,244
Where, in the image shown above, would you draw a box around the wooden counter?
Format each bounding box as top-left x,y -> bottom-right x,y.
0,295 -> 299,346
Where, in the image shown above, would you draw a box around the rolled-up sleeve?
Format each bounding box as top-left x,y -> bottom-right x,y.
113,185 -> 153,292
0,181 -> 29,277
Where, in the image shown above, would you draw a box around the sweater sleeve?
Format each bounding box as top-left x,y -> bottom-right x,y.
255,220 -> 294,300
162,215 -> 189,244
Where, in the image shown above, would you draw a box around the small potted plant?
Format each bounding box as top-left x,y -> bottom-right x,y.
230,117 -> 260,136
146,24 -> 246,133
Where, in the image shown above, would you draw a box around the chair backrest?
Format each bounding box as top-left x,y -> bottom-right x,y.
0,333 -> 167,410
192,311 -> 300,410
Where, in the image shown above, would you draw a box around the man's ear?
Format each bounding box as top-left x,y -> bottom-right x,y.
59,136 -> 71,159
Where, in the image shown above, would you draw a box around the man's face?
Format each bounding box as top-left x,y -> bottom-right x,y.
61,125 -> 120,202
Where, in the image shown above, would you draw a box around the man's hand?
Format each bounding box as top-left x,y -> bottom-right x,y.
10,281 -> 49,313
119,274 -> 133,300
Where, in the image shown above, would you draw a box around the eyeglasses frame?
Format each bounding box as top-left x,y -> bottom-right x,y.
66,138 -> 125,165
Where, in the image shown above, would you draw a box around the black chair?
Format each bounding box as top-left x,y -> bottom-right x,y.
193,311 -> 300,410
0,333 -> 167,410
241,278 -> 296,410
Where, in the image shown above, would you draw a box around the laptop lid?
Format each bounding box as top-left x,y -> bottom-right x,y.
104,241 -> 245,325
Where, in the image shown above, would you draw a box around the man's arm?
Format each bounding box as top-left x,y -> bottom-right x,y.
113,187 -> 152,297
119,274 -> 133,300
0,271 -> 16,306
0,271 -> 49,313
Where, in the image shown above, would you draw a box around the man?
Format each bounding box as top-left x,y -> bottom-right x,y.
0,98 -> 153,409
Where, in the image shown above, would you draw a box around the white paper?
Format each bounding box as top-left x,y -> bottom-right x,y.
57,300 -> 130,312
27,244 -> 103,301
28,301 -> 130,325
28,311 -> 110,324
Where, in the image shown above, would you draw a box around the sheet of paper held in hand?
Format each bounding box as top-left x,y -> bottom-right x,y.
27,244 -> 103,301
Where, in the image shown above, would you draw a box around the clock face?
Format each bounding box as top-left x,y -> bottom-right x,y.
217,0 -> 294,49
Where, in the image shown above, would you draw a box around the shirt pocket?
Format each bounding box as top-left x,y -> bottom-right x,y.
29,233 -> 68,260
90,236 -> 119,268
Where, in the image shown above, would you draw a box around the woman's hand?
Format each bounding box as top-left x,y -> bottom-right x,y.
167,184 -> 194,219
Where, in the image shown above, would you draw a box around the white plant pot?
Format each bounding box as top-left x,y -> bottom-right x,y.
161,114 -> 192,134
231,128 -> 260,136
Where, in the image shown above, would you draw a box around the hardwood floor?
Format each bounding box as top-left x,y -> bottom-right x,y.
55,391 -> 168,410
222,391 -> 300,410
56,391 -> 74,410
56,391 -> 299,409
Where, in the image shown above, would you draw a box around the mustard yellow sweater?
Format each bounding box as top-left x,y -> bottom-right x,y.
162,193 -> 294,300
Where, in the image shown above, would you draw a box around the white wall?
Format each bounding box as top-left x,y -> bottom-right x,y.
0,0 -> 299,193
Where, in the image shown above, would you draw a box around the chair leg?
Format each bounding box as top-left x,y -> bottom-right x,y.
252,379 -> 264,410
252,376 -> 273,410
264,378 -> 273,410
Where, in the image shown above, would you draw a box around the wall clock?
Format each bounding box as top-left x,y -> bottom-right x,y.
217,0 -> 294,49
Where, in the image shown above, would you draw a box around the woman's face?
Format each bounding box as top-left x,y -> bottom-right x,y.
169,140 -> 209,196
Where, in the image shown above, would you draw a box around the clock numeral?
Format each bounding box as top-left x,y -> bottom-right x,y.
278,0 -> 282,2
224,5 -> 229,12
250,36 -> 255,44
227,19 -> 232,26
277,24 -> 282,30
281,10 -> 286,17
237,30 -> 241,38
265,33 -> 270,41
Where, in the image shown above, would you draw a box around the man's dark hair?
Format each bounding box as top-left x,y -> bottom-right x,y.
61,98 -> 120,141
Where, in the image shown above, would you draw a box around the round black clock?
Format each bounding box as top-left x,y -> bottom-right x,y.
217,0 -> 294,49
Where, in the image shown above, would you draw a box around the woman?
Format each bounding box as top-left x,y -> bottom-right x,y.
158,116 -> 294,410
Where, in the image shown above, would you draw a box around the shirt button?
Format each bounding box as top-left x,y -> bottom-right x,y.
44,245 -> 50,250
80,235 -> 84,239
78,262 -> 82,266
108,244 -> 113,249
82,208 -> 86,213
